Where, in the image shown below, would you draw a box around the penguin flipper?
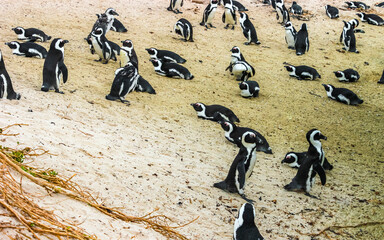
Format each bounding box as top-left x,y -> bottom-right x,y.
213,180 -> 227,191
59,62 -> 68,84
222,12 -> 225,23
314,163 -> 326,185
323,157 -> 333,170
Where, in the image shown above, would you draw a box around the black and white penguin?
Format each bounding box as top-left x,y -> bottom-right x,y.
284,21 -> 297,49
100,8 -> 120,33
190,102 -> 240,123
233,0 -> 248,11
234,203 -> 264,240
167,0 -> 184,14
295,23 -> 309,55
90,27 -> 120,64
12,27 -> 51,42
225,46 -> 245,72
222,0 -> 237,30
282,152 -> 333,170
305,129 -> 333,171
322,84 -> 363,105
218,120 -> 272,154
284,65 -> 321,80
41,38 -> 69,94
231,61 -> 255,81
136,76 -> 156,94
334,69 -> 360,82
356,12 -> 384,26
345,1 -> 370,10
145,48 -> 186,64
339,19 -> 360,43
120,40 -> 138,69
325,5 -> 339,19
239,12 -> 261,45
378,70 -> 384,84
290,1 -> 303,15
239,81 -> 259,98
174,18 -> 194,42
5,41 -> 47,59
200,0 -> 219,29
150,59 -> 193,80
376,2 -> 384,7
276,0 -> 290,24
342,21 -> 359,53
0,50 -> 21,100
110,18 -> 128,33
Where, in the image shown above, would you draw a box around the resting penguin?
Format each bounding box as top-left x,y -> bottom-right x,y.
239,12 -> 261,45
167,0 -> 184,14
282,152 -> 333,170
333,69 -> 360,82
345,1 -> 370,10
322,84 -> 363,105
5,41 -> 47,59
325,5 -> 339,19
284,21 -> 297,49
218,120 -> 272,154
239,81 -> 260,98
41,38 -> 69,94
376,2 -> 384,7
174,18 -> 194,42
150,59 -> 193,80
145,48 -> 186,64
290,1 -> 303,15
222,0 -> 237,30
0,50 -> 21,100
378,70 -> 384,84
91,27 -> 120,64
231,61 -> 255,81
120,40 -> 138,69
276,0 -> 290,24
295,23 -> 309,55
225,46 -> 245,72
284,65 -> 321,80
190,102 -> 240,123
200,0 -> 219,29
12,27 -> 51,42
356,12 -> 384,26
342,21 -> 359,53
234,203 -> 264,240
213,131 -> 259,202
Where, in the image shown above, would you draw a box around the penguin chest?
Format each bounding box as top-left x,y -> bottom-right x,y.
174,0 -> 182,10
232,63 -> 248,76
91,37 -> 104,58
0,74 -> 8,99
120,51 -> 129,67
285,30 -> 296,47
240,88 -> 251,97
16,33 -> 27,40
225,9 -> 235,24
206,8 -> 217,23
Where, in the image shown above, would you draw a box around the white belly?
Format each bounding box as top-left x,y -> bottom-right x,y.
91,37 -> 103,58
225,9 -> 235,25
232,63 -> 248,76
1,74 -> 8,99
207,9 -> 217,24
285,32 -> 295,47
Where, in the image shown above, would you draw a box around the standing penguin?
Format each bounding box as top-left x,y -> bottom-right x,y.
290,1 -> 303,15
12,27 -> 51,42
322,84 -> 363,105
295,23 -> 309,55
339,19 -> 359,43
174,18 -> 194,42
334,69 -> 360,82
120,40 -> 138,69
325,5 -> 339,19
239,12 -> 261,45
5,41 -> 47,59
226,46 -> 245,72
101,8 -> 120,33
190,102 -> 240,123
150,59 -> 194,80
284,21 -> 297,49
239,81 -> 260,98
356,12 -> 384,26
41,38 -> 69,94
234,203 -> 264,240
145,48 -> 186,64
342,21 -> 359,53
167,0 -> 184,14
200,0 -> 219,29
276,0 -> 290,24
222,0 -> 237,30
0,50 -> 21,100
91,27 -> 120,64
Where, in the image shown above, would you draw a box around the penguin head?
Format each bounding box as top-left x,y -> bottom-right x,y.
333,71 -> 344,78
11,27 -> 24,35
281,152 -> 298,164
242,132 -> 258,147
307,129 -> 327,145
239,81 -> 249,90
190,102 -> 204,111
231,46 -> 240,54
292,1 -> 297,5
284,65 -> 295,73
105,8 -> 119,16
322,84 -> 334,93
236,203 -> 256,227
92,27 -> 104,37
219,120 -> 234,132
285,21 -> 293,29
356,12 -> 365,20
4,41 -> 20,50
149,58 -> 162,68
53,39 -> 68,51
145,48 -> 157,57
121,40 -> 133,49
350,19 -> 359,28
300,23 -> 307,31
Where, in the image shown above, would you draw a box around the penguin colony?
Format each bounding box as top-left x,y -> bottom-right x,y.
1,0 -> 383,239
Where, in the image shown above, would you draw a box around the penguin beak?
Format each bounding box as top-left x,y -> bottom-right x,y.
4,42 -> 8,45
112,11 -> 119,16
63,40 -> 69,44
11,28 -> 15,30
320,134 -> 327,140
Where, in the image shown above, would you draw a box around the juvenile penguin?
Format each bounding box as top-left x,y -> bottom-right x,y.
239,81 -> 259,98
174,18 -> 194,42
239,12 -> 261,45
290,1 -> 303,15
234,203 -> 264,240
5,41 -> 47,59
295,23 -> 309,55
12,27 -> 51,42
190,102 -> 240,122
285,21 -> 297,49
167,0 -> 184,14
322,84 -> 363,105
334,69 -> 360,82
91,27 -> 120,64
342,21 -> 359,53
150,59 -> 193,80
284,65 -> 321,80
233,0 -> 248,11
282,152 -> 333,170
356,12 -> 384,26
120,40 -> 138,69
100,8 -> 120,33
200,0 -> 219,29
145,48 -> 186,64
231,61 -> 255,81
225,46 -> 245,72
0,50 -> 21,100
276,0 -> 290,24
345,1 -> 370,10
41,38 -> 69,93
378,70 -> 384,84
325,5 -> 339,19
222,0 -> 237,30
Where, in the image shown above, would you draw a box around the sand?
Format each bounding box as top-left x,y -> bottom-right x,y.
0,0 -> 384,239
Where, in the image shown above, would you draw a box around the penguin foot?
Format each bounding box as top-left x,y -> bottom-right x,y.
120,99 -> 131,105
244,42 -> 250,45
240,194 -> 254,203
231,26 -> 235,30
224,25 -> 229,29
288,46 -> 295,49
209,24 -> 216,28
55,90 -> 64,94
94,59 -> 102,62
305,192 -> 320,199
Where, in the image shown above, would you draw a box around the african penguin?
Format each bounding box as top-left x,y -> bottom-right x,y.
345,1 -> 370,10
96,13 -> 127,33
0,50 -> 21,100
101,8 -> 120,33
145,48 -> 186,64
231,61 -> 255,81
190,102 -> 240,123
305,129 -> 333,171
5,41 -> 47,59
356,12 -> 384,26
233,1 -> 248,11
91,27 -> 120,64
174,18 -> 194,42
276,0 -> 290,24
222,0 -> 237,30
150,59 -> 193,80
339,19 -> 360,43
285,21 -> 297,49
284,65 -> 321,80
342,20 -> 359,53
333,69 -> 360,82
167,0 -> 184,14
239,12 -> 261,45
41,38 -> 69,94
12,27 -> 51,42
322,84 -> 363,105
378,70 -> 384,84
239,81 -> 259,98
282,152 -> 333,170
376,2 -> 384,7
225,46 -> 245,72
325,5 -> 339,19
136,76 -> 156,94
290,1 -> 302,15
111,18 -> 128,33
200,0 -> 219,29
295,23 -> 309,55
120,40 -> 138,69
234,203 -> 264,240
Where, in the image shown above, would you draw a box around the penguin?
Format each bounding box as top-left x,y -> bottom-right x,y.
84,36 -> 95,55
111,18 -> 128,33
345,1 -> 370,10
218,120 -> 272,154
342,20 -> 359,53
120,40 -> 138,69
322,84 -> 363,105
11,27 -> 51,42
41,38 -> 69,94
356,12 -> 384,26
150,59 -> 194,80
90,27 -> 120,64
145,48 -> 186,64
233,1 -> 248,11
190,102 -> 240,123
276,0 -> 290,24
284,65 -> 321,80
339,19 -> 360,43
222,0 -> 237,30
333,69 -> 360,82
225,46 -> 245,72
295,23 -> 309,55
135,76 -> 156,94
376,2 -> 384,7
239,81 -> 259,98
282,152 -> 333,170
0,50 -> 21,100
200,0 -> 219,29
231,61 -> 255,81
290,1 -> 303,15
284,21 -> 297,49
378,70 -> 384,84
325,5 -> 339,19
213,131 -> 259,202
174,18 -> 194,42
100,8 -> 120,33
234,203 -> 264,240
5,41 -> 47,59
167,0 -> 184,14
239,12 -> 261,45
